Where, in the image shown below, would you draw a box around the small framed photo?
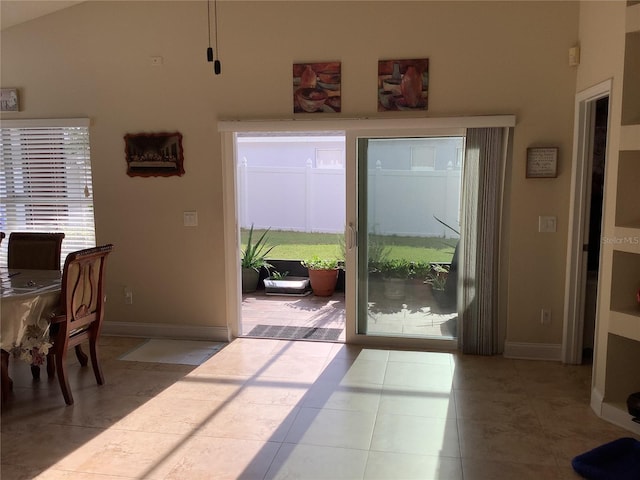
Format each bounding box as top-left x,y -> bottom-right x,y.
124,132 -> 185,177
1,88 -> 19,112
526,147 -> 558,178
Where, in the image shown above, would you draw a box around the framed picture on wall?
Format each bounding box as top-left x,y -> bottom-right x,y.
124,132 -> 185,177
378,58 -> 429,112
293,61 -> 341,113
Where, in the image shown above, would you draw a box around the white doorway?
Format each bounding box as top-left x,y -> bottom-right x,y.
563,79 -> 611,365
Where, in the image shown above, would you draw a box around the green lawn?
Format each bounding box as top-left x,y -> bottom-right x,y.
240,229 -> 456,263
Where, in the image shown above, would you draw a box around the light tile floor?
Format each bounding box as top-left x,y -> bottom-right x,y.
1,335 -> 638,479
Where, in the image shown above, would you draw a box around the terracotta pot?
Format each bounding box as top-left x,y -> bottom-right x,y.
308,269 -> 338,296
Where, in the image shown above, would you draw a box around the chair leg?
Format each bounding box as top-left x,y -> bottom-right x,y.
55,348 -> 74,405
89,338 -> 104,385
1,350 -> 13,402
46,352 -> 55,378
75,345 -> 88,366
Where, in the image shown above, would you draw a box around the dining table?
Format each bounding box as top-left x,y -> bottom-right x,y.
0,268 -> 62,400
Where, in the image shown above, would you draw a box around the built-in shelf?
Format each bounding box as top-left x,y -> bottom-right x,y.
610,310 -> 640,342
620,125 -> 640,150
610,251 -> 640,321
615,151 -> 640,228
621,31 -> 640,125
612,227 -> 640,253
627,3 -> 640,33
594,1 -> 640,437
604,335 -> 640,416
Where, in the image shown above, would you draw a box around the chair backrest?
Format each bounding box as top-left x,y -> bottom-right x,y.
58,244 -> 114,340
0,232 -> 5,245
8,232 -> 65,270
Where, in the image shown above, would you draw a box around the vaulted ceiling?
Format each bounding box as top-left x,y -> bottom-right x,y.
1,1 -> 85,31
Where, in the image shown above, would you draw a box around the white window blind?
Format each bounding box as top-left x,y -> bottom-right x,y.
0,118 -> 96,267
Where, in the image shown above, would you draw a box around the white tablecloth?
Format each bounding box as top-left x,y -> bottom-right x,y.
0,269 -> 61,352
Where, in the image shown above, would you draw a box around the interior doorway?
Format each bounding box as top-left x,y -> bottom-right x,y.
582,96 -> 609,361
563,79 -> 611,365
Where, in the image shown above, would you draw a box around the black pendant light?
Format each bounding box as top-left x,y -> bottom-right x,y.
206,0 -> 221,75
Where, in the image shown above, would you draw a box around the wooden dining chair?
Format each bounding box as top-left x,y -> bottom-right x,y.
46,244 -> 114,405
0,232 -> 5,245
8,232 -> 65,270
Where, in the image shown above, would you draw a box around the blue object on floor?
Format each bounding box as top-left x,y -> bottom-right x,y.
571,437 -> 640,480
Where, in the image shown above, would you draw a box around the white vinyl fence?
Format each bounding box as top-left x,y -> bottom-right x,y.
238,160 -> 461,238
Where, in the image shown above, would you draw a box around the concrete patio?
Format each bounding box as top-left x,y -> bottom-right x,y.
241,287 -> 457,342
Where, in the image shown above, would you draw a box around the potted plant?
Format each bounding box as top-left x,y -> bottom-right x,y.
409,260 -> 432,299
301,256 -> 340,297
425,263 -> 451,307
241,224 -> 275,293
381,258 -> 412,299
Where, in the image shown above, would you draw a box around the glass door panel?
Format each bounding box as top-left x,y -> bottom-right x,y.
356,136 -> 463,339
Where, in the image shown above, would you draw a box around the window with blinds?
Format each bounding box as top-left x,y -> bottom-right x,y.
0,118 -> 96,267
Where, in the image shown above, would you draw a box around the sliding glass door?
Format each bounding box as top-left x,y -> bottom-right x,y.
220,116 -> 514,346
355,135 -> 464,341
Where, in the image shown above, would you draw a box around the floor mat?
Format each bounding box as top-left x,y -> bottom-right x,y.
119,339 -> 226,365
247,324 -> 343,341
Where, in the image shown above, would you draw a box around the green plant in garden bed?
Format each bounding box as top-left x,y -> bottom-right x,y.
380,259 -> 412,279
409,261 -> 432,281
270,270 -> 289,280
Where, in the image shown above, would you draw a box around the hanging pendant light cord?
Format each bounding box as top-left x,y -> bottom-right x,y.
206,1 -> 213,62
213,0 -> 221,74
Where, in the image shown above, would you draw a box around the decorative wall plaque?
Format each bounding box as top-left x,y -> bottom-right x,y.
526,147 -> 558,178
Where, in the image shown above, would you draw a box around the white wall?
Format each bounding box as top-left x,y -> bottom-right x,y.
1,1 -> 580,346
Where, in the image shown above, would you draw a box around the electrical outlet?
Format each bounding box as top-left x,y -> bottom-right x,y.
541,309 -> 551,325
150,56 -> 163,66
124,287 -> 133,305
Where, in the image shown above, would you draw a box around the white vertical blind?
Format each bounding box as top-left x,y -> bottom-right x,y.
0,119 -> 95,267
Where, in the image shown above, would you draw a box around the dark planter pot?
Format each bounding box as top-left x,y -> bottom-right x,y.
242,268 -> 260,293
308,269 -> 339,296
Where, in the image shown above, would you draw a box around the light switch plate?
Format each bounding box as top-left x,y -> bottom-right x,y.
183,211 -> 198,227
538,216 -> 557,233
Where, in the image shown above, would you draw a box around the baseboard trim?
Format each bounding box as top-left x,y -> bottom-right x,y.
601,401 -> 640,436
102,321 -> 229,343
503,342 -> 562,361
591,386 -> 604,415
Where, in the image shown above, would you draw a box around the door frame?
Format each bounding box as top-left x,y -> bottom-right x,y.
562,79 -> 612,365
219,115 -> 516,346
